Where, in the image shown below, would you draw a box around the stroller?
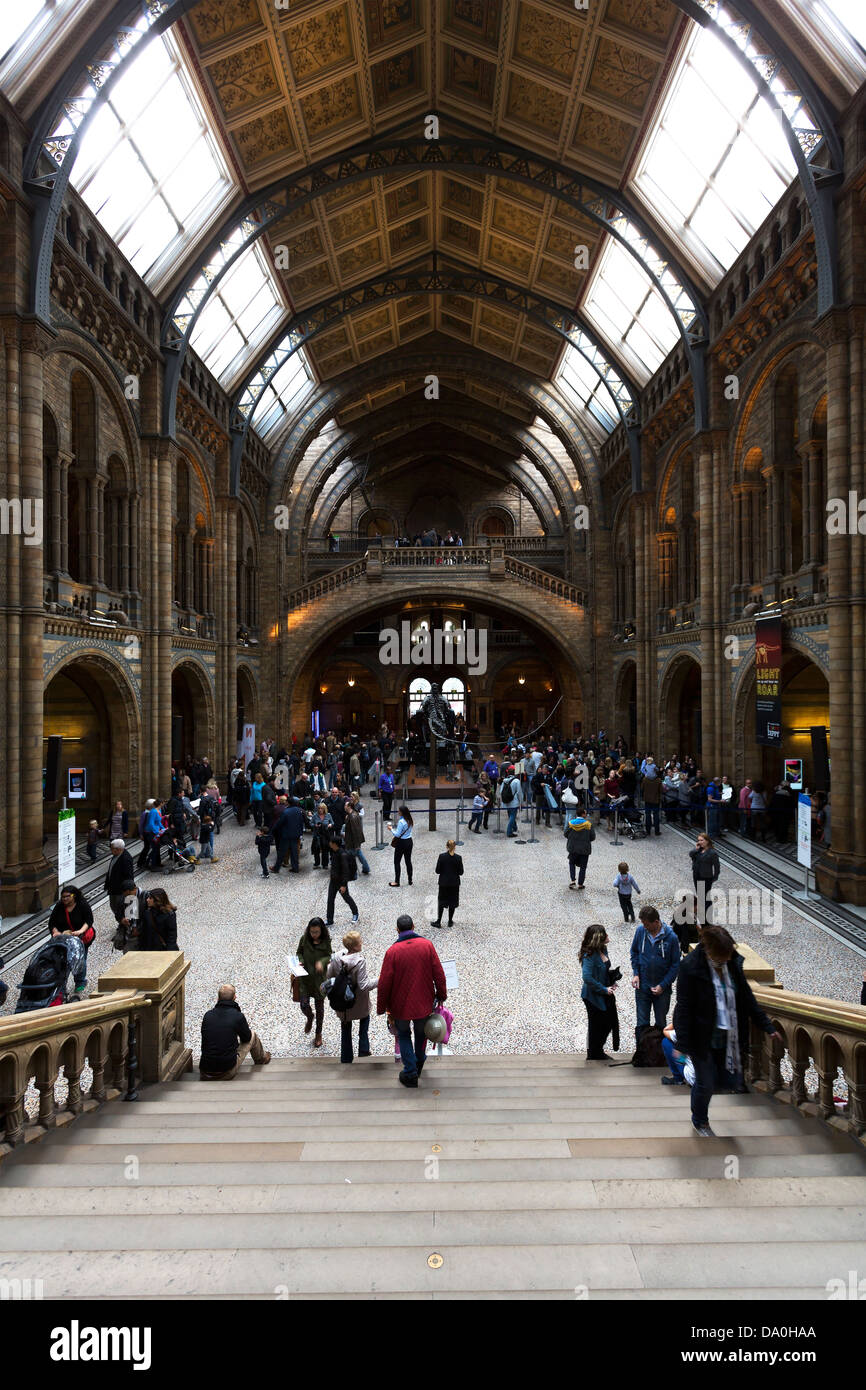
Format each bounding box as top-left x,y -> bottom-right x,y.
159,828 -> 197,873
14,941 -> 71,1013
609,794 -> 648,839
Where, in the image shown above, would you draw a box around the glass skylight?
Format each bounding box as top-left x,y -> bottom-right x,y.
188,242 -> 287,386
253,352 -> 316,444
555,346 -> 621,439
581,239 -> 680,385
70,29 -> 234,289
631,20 -> 800,283
0,0 -> 45,61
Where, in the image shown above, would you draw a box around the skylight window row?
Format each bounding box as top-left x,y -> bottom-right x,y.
70,28 -> 235,289
188,242 -> 288,387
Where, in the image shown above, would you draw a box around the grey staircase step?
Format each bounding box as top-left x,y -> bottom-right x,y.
2,1175 -> 862,1217
1,1203 -> 862,1254
130,1093 -> 765,1113
5,1151 -> 864,1187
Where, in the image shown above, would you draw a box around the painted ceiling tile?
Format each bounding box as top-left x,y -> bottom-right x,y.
337,236 -> 383,277
586,35 -> 660,113
494,177 -> 546,209
364,0 -> 422,50
513,2 -> 583,83
208,42 -> 282,115
285,5 -> 354,85
328,200 -> 377,246
603,0 -> 679,43
359,329 -> 395,355
490,197 -> 541,244
443,45 -> 496,108
354,307 -> 391,337
396,294 -> 427,318
389,216 -> 428,253
385,180 -> 426,218
442,178 -> 484,220
487,234 -> 532,277
442,217 -> 480,254
371,45 -> 425,108
537,255 -> 580,295
571,103 -> 635,163
444,0 -> 502,51
505,73 -> 566,135
321,178 -> 373,210
299,73 -> 362,138
189,0 -> 262,48
234,108 -> 297,167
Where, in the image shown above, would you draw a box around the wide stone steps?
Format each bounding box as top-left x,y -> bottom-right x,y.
1,1054 -> 864,1299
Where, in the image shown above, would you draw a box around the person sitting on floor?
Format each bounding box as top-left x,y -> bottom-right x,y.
199,984 -> 271,1080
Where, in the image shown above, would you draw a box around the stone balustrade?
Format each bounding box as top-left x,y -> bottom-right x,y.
0,951 -> 191,1161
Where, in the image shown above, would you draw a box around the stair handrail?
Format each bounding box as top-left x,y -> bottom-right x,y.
503,555 -> 588,607
287,555 -> 369,610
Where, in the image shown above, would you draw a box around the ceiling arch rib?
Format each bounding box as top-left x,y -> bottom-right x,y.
266,348 -> 603,520
287,397 -> 573,554
303,402 -> 570,540
161,122 -> 710,435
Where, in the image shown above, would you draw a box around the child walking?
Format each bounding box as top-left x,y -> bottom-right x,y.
86,820 -> 100,862
613,861 -> 640,922
255,824 -> 273,878
198,814 -> 218,862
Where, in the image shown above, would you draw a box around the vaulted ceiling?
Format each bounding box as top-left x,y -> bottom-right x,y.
178,0 -> 687,383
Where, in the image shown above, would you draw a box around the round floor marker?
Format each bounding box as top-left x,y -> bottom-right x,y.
427,1253 -> 444,1269
431,1143 -> 442,1152
433,1089 -> 440,1095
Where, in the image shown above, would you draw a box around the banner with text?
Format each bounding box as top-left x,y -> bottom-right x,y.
755,610 -> 782,747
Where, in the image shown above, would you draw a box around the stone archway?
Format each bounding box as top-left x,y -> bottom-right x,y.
732,645 -> 830,791
236,665 -> 258,742
43,650 -> 142,827
171,660 -> 215,765
659,652 -> 702,761
613,660 -> 637,752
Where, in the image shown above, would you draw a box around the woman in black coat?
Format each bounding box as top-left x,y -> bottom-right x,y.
48,884 -> 94,940
140,888 -> 178,951
689,832 -> 721,925
673,925 -> 783,1136
431,838 -> 464,929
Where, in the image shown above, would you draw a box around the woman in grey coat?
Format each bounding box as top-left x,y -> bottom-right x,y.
325,929 -> 378,1063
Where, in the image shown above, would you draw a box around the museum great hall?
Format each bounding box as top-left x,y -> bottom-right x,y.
0,0 -> 864,915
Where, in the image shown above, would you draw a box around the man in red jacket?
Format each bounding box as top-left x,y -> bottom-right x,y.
377,914 -> 447,1088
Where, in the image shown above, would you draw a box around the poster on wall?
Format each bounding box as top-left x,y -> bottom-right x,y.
755,609 -> 783,746
57,808 -> 76,888
67,767 -> 87,799
236,723 -> 255,766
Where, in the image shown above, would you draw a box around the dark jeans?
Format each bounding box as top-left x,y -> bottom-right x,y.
645,804 -> 660,833
534,793 -> 550,826
313,836 -> 330,868
395,1017 -> 428,1079
258,846 -> 270,875
251,802 -> 263,827
584,998 -> 613,1059
434,891 -> 456,926
569,852 -> 589,885
468,812 -> 483,832
87,843 -> 98,863
393,840 -> 413,884
618,892 -> 635,921
300,994 -> 324,1034
340,1014 -> 370,1063
273,837 -> 299,872
690,1048 -> 742,1127
381,792 -> 393,819
635,985 -> 672,1034
326,881 -> 358,922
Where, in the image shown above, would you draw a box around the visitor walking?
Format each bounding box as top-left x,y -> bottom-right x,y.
642,765 -> 662,835
379,765 -> 395,820
673,925 -> 782,1136
326,837 -> 360,925
104,839 -> 135,923
500,765 -> 522,837
325,929 -> 377,1063
613,862 -> 640,922
580,925 -> 618,1061
467,786 -> 488,833
389,805 -> 414,886
376,914 -> 447,1088
565,809 -> 595,889
295,918 -> 332,1048
690,832 -> 721,925
431,838 -> 464,928
343,795 -> 370,875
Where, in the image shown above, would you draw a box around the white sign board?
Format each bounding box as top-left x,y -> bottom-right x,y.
797,793 -> 812,868
57,808 -> 76,888
237,723 -> 256,766
442,959 -> 459,990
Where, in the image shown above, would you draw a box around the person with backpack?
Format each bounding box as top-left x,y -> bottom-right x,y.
565,809 -> 595,889
500,765 -> 522,837
325,929 -> 377,1063
431,838 -> 464,929
296,918 -> 333,1047
579,925 -> 618,1061
326,836 -> 359,925
388,805 -> 414,887
376,914 -> 447,1088
630,904 -> 681,1040
673,924 -> 783,1136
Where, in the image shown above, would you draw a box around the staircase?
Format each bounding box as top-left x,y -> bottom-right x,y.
2,1054 -> 864,1299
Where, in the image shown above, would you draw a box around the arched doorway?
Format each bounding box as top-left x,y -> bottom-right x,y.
43,655 -> 139,833
661,655 -> 702,760
738,649 -> 829,791
614,661 -> 637,752
171,663 -> 213,764
237,667 -> 258,743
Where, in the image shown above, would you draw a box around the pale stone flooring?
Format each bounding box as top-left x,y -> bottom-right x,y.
9,805 -> 861,1064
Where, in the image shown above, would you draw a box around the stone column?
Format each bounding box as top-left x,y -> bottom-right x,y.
46,451 -> 62,575
0,320 -> 57,915
632,493 -> 653,750
656,531 -> 677,609
119,493 -> 129,593
697,434 -> 717,773
95,477 -> 106,585
129,496 -> 139,594
762,463 -> 781,579
731,486 -> 742,591
58,452 -> 71,575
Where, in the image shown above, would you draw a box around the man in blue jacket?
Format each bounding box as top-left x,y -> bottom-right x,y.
630,903 -> 681,1038
272,799 -> 305,873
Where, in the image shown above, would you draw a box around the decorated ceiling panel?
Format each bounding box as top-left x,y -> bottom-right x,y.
178,0 -> 688,382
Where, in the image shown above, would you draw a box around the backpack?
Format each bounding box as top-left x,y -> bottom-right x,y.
631,1025 -> 666,1067
328,960 -> 356,1013
200,795 -> 218,821
500,778 -> 515,805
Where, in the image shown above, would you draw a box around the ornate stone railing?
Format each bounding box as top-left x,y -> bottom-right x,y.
503,556 -> 587,607
287,557 -> 369,610
748,984 -> 866,1144
381,546 -> 489,567
0,952 -> 191,1160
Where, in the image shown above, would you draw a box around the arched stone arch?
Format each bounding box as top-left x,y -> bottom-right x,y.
236,663 -> 258,732
614,659 -> 638,750
658,649 -> 702,760
730,637 -> 829,789
472,507 -> 516,539
170,656 -> 216,762
43,646 -> 142,815
48,333 -> 143,485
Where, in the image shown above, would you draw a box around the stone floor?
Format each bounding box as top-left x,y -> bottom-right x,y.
6,804 -> 863,1065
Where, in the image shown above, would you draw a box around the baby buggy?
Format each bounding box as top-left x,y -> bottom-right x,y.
161,829 -> 197,873
13,941 -> 71,1013
610,794 -> 648,839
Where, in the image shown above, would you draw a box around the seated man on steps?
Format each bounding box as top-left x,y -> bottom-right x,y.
199,984 -> 271,1080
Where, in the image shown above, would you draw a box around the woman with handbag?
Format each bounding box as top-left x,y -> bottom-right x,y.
580,925 -> 619,1062
140,888 -> 178,950
47,885 -> 95,997
325,929 -> 378,1063
295,918 -> 332,1049
388,805 -> 414,887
